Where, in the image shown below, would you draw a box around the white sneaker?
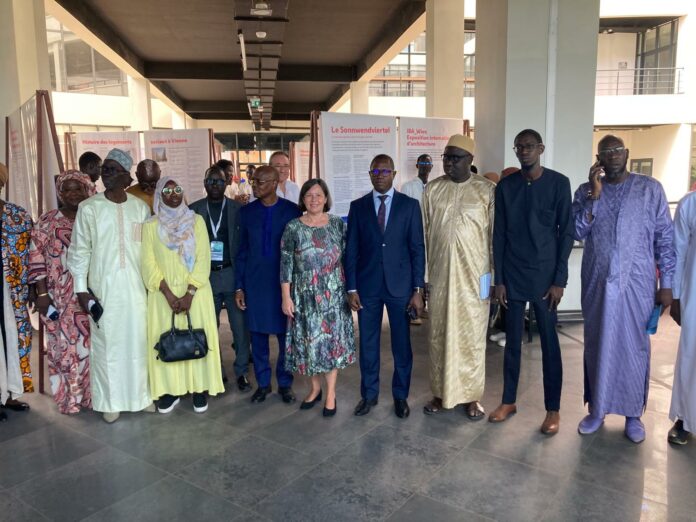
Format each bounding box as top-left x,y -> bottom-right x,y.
102,412 -> 120,423
489,332 -> 506,342
498,338 -> 523,347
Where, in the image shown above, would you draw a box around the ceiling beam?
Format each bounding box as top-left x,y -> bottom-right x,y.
183,100 -> 324,113
144,62 -> 355,83
188,112 -> 310,121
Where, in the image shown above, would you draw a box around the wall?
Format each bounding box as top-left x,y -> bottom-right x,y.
52,91 -> 131,127
596,33 -> 636,95
592,124 -> 692,201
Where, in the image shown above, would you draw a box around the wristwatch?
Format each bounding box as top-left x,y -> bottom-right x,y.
414,287 -> 424,294
187,287 -> 197,296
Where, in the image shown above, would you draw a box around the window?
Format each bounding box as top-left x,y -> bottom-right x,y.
635,21 -> 678,94
45,15 -> 128,96
630,158 -> 653,177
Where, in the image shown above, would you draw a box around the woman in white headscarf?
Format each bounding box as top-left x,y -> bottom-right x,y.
141,177 -> 223,414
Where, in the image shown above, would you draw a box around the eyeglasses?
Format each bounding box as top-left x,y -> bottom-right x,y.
368,168 -> 396,177
101,165 -> 128,176
598,146 -> 626,157
161,186 -> 183,196
441,154 -> 471,163
249,179 -> 275,186
513,144 -> 539,153
204,178 -> 226,187
417,162 -> 432,167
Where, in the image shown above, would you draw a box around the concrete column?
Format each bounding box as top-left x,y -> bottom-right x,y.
425,0 -> 465,119
127,76 -> 153,131
349,81 -> 370,114
0,0 -> 51,160
475,0 -> 600,187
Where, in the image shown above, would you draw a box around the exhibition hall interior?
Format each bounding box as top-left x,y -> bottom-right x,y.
1,0 -> 696,521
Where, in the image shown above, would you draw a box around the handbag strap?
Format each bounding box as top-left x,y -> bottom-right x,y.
170,311 -> 195,333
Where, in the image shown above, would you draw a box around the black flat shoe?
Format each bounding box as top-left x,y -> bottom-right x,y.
668,420 -> 690,445
323,404 -> 336,417
2,400 -> 30,412
354,398 -> 378,416
278,387 -> 296,404
237,375 -> 252,393
300,390 -> 322,410
251,386 -> 272,403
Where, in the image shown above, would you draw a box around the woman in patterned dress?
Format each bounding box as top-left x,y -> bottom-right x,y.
29,171 -> 95,414
281,179 -> 355,417
0,162 -> 34,421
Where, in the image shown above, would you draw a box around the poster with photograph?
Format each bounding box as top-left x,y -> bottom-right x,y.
319,112 -> 398,217
74,131 -> 142,172
291,141 -> 311,188
143,129 -> 212,203
397,116 -> 463,188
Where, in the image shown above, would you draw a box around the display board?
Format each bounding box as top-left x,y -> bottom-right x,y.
319,112 -> 398,217
397,116 -> 463,188
291,141 -> 311,188
143,129 -> 212,203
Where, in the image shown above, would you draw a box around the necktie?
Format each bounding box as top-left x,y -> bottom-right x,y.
377,195 -> 388,233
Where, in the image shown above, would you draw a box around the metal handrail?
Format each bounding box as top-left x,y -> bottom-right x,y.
595,67 -> 685,95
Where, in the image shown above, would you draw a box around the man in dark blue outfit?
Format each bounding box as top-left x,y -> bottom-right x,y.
490,129 -> 574,435
235,166 -> 301,404
345,154 -> 426,419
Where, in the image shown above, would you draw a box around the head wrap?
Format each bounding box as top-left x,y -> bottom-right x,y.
105,148 -> 133,172
0,163 -> 8,185
55,170 -> 96,203
446,134 -> 476,155
152,176 -> 196,272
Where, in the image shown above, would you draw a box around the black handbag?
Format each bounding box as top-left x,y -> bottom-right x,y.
154,312 -> 208,362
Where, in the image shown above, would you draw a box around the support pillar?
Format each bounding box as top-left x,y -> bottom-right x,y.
425,0 -> 465,119
350,81 -> 370,114
0,0 -> 51,160
127,76 -> 153,131
475,0 -> 600,187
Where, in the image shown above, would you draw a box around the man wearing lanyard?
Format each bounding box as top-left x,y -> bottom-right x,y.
190,165 -> 251,392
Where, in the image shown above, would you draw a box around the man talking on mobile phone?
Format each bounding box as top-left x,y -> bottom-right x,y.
572,135 -> 675,444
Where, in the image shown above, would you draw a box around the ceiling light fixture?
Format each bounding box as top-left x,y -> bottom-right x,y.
238,30 -> 247,71
251,2 -> 272,16
256,30 -> 267,39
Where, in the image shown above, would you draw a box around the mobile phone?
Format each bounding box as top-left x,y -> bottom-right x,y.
646,304 -> 662,334
407,306 -> 418,321
87,287 -> 104,323
46,304 -> 59,321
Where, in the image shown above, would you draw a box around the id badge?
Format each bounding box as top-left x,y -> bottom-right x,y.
210,241 -> 224,262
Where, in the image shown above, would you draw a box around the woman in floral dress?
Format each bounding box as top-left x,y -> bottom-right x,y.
281,179 -> 355,417
29,171 -> 94,414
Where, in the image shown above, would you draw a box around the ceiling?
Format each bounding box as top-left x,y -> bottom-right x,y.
54,0 -> 425,129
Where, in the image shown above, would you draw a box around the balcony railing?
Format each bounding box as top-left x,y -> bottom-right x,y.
369,77 -> 476,98
595,67 -> 685,96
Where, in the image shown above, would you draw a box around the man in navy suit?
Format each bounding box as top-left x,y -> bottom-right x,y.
345,154 -> 426,418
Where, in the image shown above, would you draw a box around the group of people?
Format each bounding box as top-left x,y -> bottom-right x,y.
0,131 -> 694,448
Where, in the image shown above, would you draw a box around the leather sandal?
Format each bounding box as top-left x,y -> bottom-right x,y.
423,397 -> 444,415
464,401 -> 485,421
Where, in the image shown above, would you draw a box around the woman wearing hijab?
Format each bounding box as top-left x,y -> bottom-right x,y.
29,171 -> 95,414
0,163 -> 34,422
141,177 -> 224,413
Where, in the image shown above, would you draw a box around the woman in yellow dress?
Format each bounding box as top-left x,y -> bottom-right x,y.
141,177 -> 224,413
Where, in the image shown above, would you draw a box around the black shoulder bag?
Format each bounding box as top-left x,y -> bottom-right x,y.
154,312 -> 208,362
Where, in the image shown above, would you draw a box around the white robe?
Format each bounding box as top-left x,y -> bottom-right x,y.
67,193 -> 151,413
670,191 -> 696,432
0,278 -> 22,405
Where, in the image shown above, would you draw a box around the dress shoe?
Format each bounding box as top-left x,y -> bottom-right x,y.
0,410 -> 7,422
668,420 -> 690,445
237,375 -> 252,393
541,411 -> 560,435
625,417 -> 646,444
2,399 -> 30,412
394,399 -> 410,418
577,413 -> 604,435
251,386 -> 272,403
278,387 -> 296,404
354,398 -> 378,416
102,412 -> 120,423
489,403 -> 517,423
300,390 -> 322,410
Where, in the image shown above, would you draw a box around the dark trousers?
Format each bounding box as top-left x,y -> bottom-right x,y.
357,284 -> 412,401
503,298 -> 562,411
210,267 -> 250,378
250,331 -> 293,389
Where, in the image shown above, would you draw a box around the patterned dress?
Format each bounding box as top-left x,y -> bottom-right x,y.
281,215 -> 355,376
29,209 -> 91,413
1,202 -> 33,392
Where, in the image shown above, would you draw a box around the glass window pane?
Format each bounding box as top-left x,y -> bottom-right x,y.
64,40 -> 93,92
413,33 -> 426,53
93,51 -> 124,95
643,29 -> 656,51
658,23 -> 673,48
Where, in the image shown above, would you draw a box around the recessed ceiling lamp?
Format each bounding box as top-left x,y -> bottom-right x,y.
251,2 -> 272,16
256,30 -> 267,39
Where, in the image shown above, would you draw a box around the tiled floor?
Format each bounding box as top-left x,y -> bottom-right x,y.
1,314 -> 693,521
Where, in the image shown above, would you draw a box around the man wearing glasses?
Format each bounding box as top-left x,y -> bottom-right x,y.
68,148 -> 154,423
401,154 -> 433,206
345,154 -> 425,419
489,129 -> 573,435
235,166 -> 301,404
422,135 -> 493,422
269,151 -> 300,204
190,165 -> 251,392
572,134 -> 675,444
126,159 -> 161,213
